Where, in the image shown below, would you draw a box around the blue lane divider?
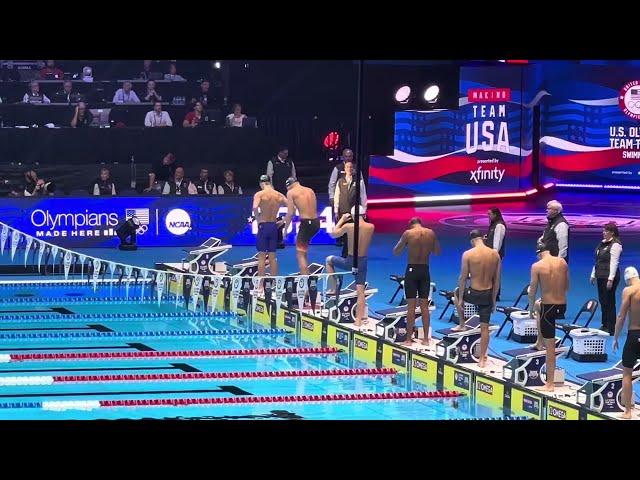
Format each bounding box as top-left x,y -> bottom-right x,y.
0,328 -> 289,340
452,416 -> 532,420
0,296 -> 162,304
0,402 -> 41,409
0,311 -> 236,321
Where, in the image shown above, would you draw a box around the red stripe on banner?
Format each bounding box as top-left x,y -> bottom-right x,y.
11,347 -> 342,362
369,155 -> 527,185
99,390 -> 464,408
53,368 -> 396,383
542,151 -> 631,172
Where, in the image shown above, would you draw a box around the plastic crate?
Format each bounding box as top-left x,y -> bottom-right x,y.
511,311 -> 538,336
570,328 -> 609,355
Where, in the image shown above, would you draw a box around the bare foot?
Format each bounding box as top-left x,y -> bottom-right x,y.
478,358 -> 486,368
421,338 -> 431,346
529,343 -> 545,351
402,339 -> 414,346
541,383 -> 555,392
622,410 -> 632,419
451,325 -> 467,332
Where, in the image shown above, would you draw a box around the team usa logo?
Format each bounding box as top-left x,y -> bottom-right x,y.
619,80 -> 640,121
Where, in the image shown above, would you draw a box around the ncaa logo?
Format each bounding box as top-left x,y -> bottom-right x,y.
619,80 -> 640,120
165,209 -> 191,235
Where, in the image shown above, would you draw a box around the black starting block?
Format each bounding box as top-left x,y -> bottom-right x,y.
323,281 -> 378,324
502,343 -> 569,387
371,306 -> 421,343
282,263 -> 324,310
435,316 -> 498,364
576,360 -> 640,413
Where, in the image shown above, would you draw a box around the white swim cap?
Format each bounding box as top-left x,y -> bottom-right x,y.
350,205 -> 367,216
624,266 -> 639,282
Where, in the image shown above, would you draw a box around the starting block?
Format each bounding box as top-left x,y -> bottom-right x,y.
282,263 -> 324,310
576,360 -> 640,413
156,237 -> 231,275
372,306 -> 420,343
324,281 -> 378,324
435,316 -> 498,364
502,343 -> 569,387
225,253 -> 263,277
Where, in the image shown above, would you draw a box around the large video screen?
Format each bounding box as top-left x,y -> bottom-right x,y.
538,61 -> 640,186
368,65 -> 532,199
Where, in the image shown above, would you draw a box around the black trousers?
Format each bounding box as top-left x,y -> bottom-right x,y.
597,270 -> 620,332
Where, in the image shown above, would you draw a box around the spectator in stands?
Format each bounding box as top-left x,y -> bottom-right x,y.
183,101 -> 204,128
144,101 -> 172,127
112,81 -> 140,104
90,167 -> 116,196
23,170 -> 54,196
70,102 -> 94,128
165,63 -> 186,82
81,66 -> 93,83
139,60 -> 155,80
217,170 -> 243,195
145,152 -> 178,192
22,81 -> 51,104
226,103 -> 247,128
189,168 -> 216,195
191,80 -> 212,108
55,80 -> 83,104
266,147 -> 296,194
143,80 -> 163,103
162,166 -> 192,195
39,60 -> 64,80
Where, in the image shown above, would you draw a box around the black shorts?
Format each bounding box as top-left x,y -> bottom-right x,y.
539,303 -> 566,339
622,330 -> 640,369
463,287 -> 493,324
297,218 -> 320,248
404,264 -> 430,299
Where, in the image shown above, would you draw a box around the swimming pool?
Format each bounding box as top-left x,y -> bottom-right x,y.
0,281 -> 498,420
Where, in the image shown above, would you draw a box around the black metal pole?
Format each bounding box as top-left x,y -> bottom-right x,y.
353,60 -> 364,275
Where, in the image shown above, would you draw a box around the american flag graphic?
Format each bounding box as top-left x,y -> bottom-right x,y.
125,208 -> 150,225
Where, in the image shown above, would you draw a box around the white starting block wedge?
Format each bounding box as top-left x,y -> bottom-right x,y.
435,316 -> 498,364
156,237 -> 231,275
502,343 -> 569,387
576,360 -> 640,413
323,281 -> 378,324
225,253 -> 263,277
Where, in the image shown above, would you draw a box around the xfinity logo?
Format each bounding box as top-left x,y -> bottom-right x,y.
301,320 -> 314,331
355,338 -> 368,350
254,304 -> 265,314
470,167 -> 505,184
165,209 -> 191,236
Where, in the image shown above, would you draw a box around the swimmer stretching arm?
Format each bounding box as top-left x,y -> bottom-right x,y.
456,252 -> 470,323
252,191 -> 261,221
613,288 -> 631,352
392,231 -> 407,256
283,190 -> 296,232
330,213 -> 351,239
276,193 -> 287,227
528,264 -> 539,317
492,256 -> 501,310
